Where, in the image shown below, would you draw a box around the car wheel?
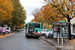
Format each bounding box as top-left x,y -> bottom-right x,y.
3,33 -> 5,35
6,31 -> 9,34
8,32 -> 9,34
51,35 -> 53,38
71,35 -> 74,39
45,35 -> 48,38
43,33 -> 45,36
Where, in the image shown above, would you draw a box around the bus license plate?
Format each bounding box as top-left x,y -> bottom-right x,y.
33,35 -> 35,36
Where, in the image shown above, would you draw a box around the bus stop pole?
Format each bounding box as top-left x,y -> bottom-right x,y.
61,37 -> 63,45
57,34 -> 59,44
61,27 -> 64,45
57,26 -> 59,44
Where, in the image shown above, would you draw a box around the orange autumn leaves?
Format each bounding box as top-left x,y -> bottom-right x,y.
0,0 -> 26,29
32,0 -> 75,24
0,0 -> 14,21
31,8 -> 44,23
41,4 -> 65,23
31,4 -> 66,24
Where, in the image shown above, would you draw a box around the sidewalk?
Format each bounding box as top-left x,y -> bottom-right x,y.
40,36 -> 75,50
0,33 -> 15,39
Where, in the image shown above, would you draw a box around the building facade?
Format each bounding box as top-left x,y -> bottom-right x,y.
71,17 -> 75,33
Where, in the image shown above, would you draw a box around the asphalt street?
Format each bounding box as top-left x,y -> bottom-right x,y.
0,30 -> 55,50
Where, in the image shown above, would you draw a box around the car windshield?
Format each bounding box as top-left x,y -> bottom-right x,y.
43,30 -> 48,32
47,29 -> 52,32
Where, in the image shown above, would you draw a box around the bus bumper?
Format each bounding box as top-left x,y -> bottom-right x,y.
26,34 -> 41,37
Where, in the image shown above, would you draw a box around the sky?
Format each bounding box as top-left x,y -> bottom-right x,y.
20,0 -> 45,23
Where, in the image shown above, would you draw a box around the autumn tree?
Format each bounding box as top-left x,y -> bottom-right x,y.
31,8 -> 45,26
11,0 -> 26,29
43,0 -> 75,40
42,4 -> 67,23
31,8 -> 40,22
0,0 -> 14,23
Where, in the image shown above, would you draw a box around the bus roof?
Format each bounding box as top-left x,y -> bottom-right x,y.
28,22 -> 41,24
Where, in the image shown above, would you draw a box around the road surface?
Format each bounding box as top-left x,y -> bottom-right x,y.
0,31 -> 55,50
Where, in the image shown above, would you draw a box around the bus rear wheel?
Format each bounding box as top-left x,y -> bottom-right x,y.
26,35 -> 28,38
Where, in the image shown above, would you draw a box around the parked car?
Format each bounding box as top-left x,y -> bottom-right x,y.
0,27 -> 7,35
71,33 -> 75,39
17,29 -> 20,32
0,29 -> 2,34
5,27 -> 11,34
45,29 -> 53,38
10,30 -> 13,33
41,29 -> 48,36
20,29 -> 24,31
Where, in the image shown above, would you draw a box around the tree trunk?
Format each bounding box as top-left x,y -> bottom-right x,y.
67,15 -> 71,40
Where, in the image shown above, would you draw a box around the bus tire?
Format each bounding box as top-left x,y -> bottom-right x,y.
37,37 -> 39,39
26,36 -> 27,38
26,35 -> 28,38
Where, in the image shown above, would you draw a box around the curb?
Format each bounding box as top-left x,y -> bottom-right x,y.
40,37 -> 62,50
0,37 -> 1,39
0,33 -> 15,39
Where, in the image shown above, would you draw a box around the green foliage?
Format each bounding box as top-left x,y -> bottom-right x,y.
11,0 -> 27,28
